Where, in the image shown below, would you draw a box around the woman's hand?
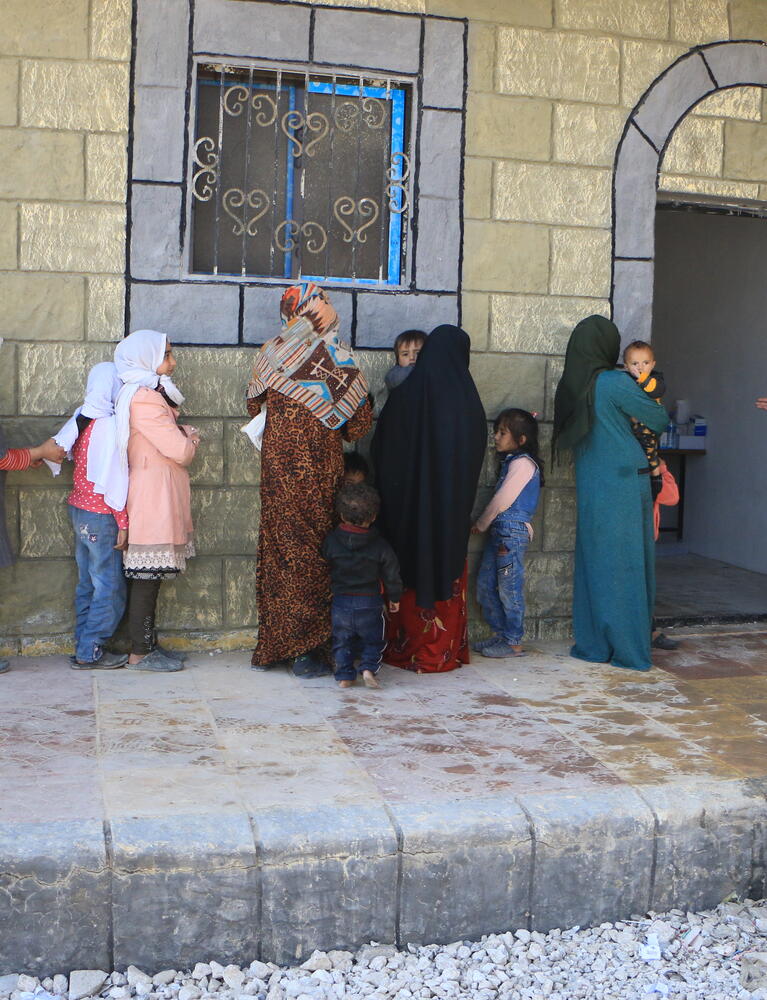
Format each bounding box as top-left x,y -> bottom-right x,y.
29,438 -> 67,464
470,523 -> 482,534
756,398 -> 767,411
114,529 -> 128,551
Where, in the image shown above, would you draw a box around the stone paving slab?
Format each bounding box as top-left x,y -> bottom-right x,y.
2,629 -> 767,973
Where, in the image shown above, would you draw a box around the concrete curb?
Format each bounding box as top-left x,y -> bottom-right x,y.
1,779 -> 766,974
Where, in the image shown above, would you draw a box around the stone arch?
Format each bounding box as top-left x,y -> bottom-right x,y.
611,40 -> 767,344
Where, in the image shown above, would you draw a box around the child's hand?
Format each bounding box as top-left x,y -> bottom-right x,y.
756,398 -> 767,411
388,601 -> 399,614
114,529 -> 128,551
30,438 -> 67,464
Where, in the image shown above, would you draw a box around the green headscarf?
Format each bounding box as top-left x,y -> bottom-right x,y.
552,315 -> 620,454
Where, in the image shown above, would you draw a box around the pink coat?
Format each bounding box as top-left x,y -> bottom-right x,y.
126,387 -> 196,547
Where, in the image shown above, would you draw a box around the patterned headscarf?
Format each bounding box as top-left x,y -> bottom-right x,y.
280,282 -> 326,326
248,283 -> 368,430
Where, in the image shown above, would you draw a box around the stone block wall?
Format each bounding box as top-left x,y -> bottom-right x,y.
3,0 -> 767,652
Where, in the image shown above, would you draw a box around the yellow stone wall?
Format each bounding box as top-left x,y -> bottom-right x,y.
3,0 -> 767,651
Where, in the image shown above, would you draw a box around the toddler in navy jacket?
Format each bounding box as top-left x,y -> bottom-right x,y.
322,482 -> 401,689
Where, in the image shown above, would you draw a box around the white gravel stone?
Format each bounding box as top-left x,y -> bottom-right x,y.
152,973 -> 177,988
17,978 -> 39,994
299,953 -> 332,973
127,970 -> 151,988
325,954 -> 352,974
69,972 -> 109,1000
742,951 -> 767,989
177,988 -> 201,1000
247,964 -> 271,983
220,969 -> 244,992
16,898 -> 767,1000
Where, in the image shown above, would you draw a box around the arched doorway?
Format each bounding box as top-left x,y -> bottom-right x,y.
612,41 -> 767,624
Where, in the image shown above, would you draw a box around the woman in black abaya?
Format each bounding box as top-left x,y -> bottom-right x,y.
371,325 -> 486,672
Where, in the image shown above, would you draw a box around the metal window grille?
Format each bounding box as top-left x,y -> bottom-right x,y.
189,64 -> 413,286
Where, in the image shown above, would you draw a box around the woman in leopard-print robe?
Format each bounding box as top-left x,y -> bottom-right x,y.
246,283 -> 372,673
247,390 -> 371,668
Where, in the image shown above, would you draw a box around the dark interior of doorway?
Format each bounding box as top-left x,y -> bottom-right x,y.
651,202 -> 767,626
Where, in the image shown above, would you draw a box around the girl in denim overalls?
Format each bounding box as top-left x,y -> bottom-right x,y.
472,409 -> 543,658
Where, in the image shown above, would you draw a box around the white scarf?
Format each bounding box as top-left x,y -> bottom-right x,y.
114,330 -> 184,468
54,362 -> 129,511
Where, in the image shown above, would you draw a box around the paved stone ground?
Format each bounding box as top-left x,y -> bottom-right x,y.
2,626 -> 767,973
4,626 -> 767,817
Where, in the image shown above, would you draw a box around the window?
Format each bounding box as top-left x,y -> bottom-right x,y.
190,65 -> 413,286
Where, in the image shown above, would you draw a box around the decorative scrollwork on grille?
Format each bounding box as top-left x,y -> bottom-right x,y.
333,102 -> 358,132
280,110 -> 330,157
222,188 -> 270,236
274,220 -> 328,254
223,87 -> 278,126
333,99 -> 385,132
223,85 -> 249,117
304,113 -> 330,156
361,97 -> 385,129
252,92 -> 278,126
191,137 -> 219,202
385,150 -> 411,214
333,197 -> 380,244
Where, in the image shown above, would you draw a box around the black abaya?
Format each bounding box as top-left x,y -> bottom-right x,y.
371,325 -> 487,608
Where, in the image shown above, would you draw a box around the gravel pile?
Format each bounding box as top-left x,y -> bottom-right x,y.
3,899 -> 767,1000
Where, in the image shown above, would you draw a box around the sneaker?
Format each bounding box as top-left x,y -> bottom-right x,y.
471,635 -> 500,653
0,659 -> 9,674
652,633 -> 679,651
480,641 -> 526,659
292,653 -> 331,678
70,651 -> 129,670
126,649 -> 183,672
154,644 -> 188,662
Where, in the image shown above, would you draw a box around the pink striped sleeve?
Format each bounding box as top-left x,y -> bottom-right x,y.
0,448 -> 32,472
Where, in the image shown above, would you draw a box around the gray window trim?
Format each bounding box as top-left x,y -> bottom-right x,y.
127,0 -> 468,349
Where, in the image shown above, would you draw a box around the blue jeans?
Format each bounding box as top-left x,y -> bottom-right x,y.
70,506 -> 127,662
476,524 -> 529,646
331,594 -> 385,681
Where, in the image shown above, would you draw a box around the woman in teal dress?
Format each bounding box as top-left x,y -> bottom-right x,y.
553,316 -> 668,671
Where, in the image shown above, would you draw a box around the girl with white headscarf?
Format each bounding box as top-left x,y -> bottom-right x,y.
115,330 -> 200,672
56,361 -> 130,669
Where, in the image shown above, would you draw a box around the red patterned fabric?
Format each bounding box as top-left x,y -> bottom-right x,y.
0,448 -> 31,472
68,421 -> 128,530
383,564 -> 470,674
